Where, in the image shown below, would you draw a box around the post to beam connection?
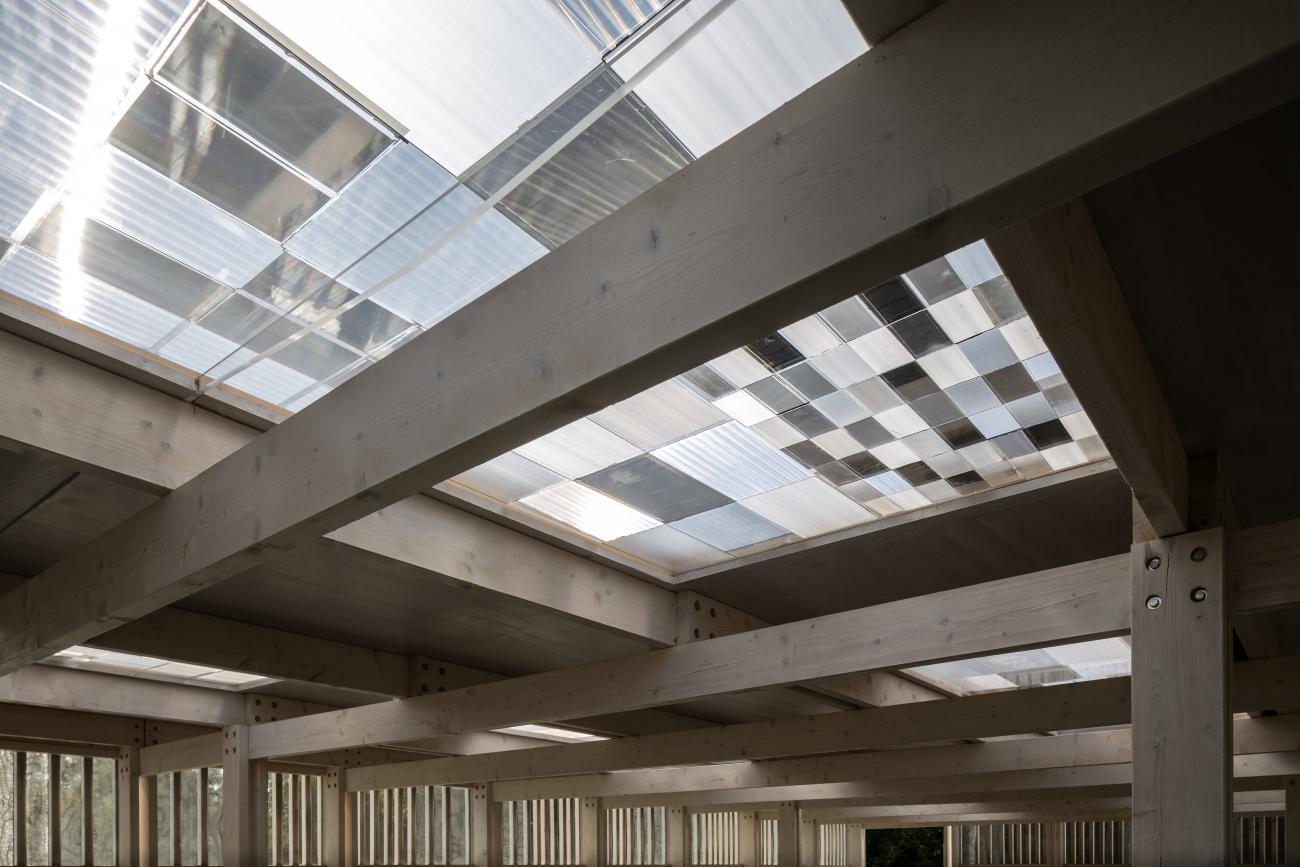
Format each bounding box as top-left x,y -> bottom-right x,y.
1131,527 -> 1230,865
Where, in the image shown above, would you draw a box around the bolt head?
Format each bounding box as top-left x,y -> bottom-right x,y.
1145,556 -> 1162,571
1191,587 -> 1208,602
1191,547 -> 1208,562
1145,594 -> 1163,610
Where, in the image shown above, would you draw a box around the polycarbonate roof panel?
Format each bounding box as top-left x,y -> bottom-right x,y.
907,638 -> 1132,696
454,241 -> 1111,574
109,81 -> 330,240
46,644 -> 276,690
239,0 -> 600,175
159,2 -> 391,191
548,0 -> 671,52
613,0 -> 866,155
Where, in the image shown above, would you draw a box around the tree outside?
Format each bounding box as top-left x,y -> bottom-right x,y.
866,826 -> 944,866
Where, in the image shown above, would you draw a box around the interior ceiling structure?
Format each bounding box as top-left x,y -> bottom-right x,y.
0,0 -> 1112,577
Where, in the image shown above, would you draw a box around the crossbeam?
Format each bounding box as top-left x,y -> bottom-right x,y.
249,555 -> 1131,758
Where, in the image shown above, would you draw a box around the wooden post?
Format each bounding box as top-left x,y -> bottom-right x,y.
777,802 -> 800,867
83,756 -> 93,864
141,773 -> 158,867
470,782 -> 494,867
221,725 -> 257,865
1131,527 -> 1230,865
799,814 -> 816,867
667,807 -> 685,867
1044,820 -> 1061,867
50,752 -> 62,867
322,768 -> 351,867
846,823 -> 864,867
1287,777 -> 1299,867
580,797 -> 599,867
738,811 -> 756,867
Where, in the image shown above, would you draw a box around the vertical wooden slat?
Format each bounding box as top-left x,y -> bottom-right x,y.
50,753 -> 63,867
141,772 -> 158,867
168,770 -> 180,867
1132,527 -> 1230,866
15,751 -> 27,867
81,756 -> 93,867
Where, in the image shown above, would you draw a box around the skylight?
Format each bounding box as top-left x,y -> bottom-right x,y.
0,0 -> 865,414
494,724 -> 611,744
0,1 -> 1109,575
453,240 -> 1110,573
44,645 -> 277,691
905,638 -> 1132,696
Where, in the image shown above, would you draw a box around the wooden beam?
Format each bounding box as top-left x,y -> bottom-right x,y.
343,676 -> 1134,791
1131,527 -> 1231,864
987,199 -> 1188,536
140,732 -> 223,776
674,590 -> 946,708
0,327 -> 676,651
480,716 -> 1300,802
6,0 -> 1299,674
0,665 -> 243,726
1230,517 -> 1300,615
0,702 -> 145,746
251,554 -> 1131,758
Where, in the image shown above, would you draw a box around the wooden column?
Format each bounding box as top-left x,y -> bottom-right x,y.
738,811 -> 756,867
799,814 -> 816,867
1131,527 -> 1230,865
141,773 -> 159,867
580,797 -> 600,867
321,768 -> 351,867
777,802 -> 800,867
1044,820 -> 1062,867
1287,776 -> 1299,867
666,806 -> 685,867
847,823 -> 864,867
221,725 -> 258,865
469,782 -> 495,867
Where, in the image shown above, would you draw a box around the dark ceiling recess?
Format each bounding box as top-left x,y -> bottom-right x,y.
1087,98 -> 1300,529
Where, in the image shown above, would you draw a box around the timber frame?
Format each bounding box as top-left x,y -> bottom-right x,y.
2,1 -> 1300,866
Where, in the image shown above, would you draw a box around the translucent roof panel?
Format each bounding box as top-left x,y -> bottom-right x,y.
547,0 -> 671,52
1,0 -> 872,416
612,0 -> 866,155
45,645 -> 278,691
906,638 -> 1132,696
451,241 -> 1111,574
239,0 -> 600,175
494,724 -> 610,743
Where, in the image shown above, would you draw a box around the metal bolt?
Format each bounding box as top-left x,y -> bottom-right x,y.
1191,587 -> 1208,602
1145,556 -> 1162,571
1191,547 -> 1208,562
1145,595 -> 1163,610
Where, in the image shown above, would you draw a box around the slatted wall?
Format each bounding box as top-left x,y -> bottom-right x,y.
354,785 -> 470,866
1233,814 -> 1285,865
266,771 -> 322,866
500,798 -> 582,866
689,812 -> 741,866
0,749 -> 117,866
959,822 -> 1045,864
605,806 -> 666,865
758,818 -> 777,867
1060,818 -> 1130,865
817,823 -> 849,866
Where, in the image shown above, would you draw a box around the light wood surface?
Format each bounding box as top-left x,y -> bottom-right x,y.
1131,528 -> 1231,865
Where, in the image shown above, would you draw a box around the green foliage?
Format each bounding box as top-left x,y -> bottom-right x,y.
865,826 -> 944,867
